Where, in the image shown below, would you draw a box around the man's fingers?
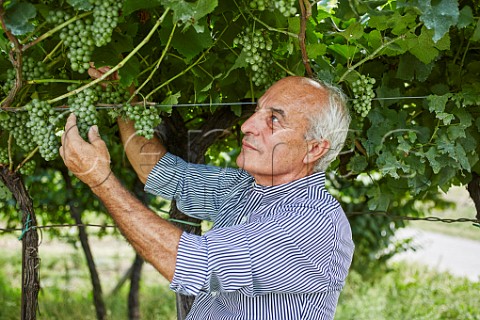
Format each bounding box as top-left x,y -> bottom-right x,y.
61,113 -> 81,146
88,125 -> 104,146
65,113 -> 78,133
88,67 -> 103,80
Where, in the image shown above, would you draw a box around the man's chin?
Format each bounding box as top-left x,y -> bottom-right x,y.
235,153 -> 245,169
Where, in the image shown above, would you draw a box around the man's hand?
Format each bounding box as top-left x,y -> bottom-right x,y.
60,113 -> 112,188
87,62 -> 119,85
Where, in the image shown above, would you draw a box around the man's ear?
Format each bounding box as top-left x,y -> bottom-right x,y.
303,139 -> 330,165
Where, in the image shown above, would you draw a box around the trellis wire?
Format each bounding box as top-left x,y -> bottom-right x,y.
1,212 -> 479,236
0,95 -> 433,112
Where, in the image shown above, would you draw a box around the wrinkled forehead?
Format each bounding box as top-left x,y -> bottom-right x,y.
258,77 -> 328,112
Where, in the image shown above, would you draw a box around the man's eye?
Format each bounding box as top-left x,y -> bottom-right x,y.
271,115 -> 279,123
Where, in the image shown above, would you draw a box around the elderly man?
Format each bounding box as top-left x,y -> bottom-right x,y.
60,76 -> 354,320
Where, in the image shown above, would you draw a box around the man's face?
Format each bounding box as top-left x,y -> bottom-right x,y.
236,77 -> 328,186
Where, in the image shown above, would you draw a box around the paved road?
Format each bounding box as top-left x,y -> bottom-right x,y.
392,228 -> 480,281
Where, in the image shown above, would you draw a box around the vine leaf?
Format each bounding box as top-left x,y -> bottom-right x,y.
339,22 -> 364,41
223,49 -> 248,79
457,5 -> 474,29
348,154 -> 368,173
399,0 -> 459,42
397,53 -> 433,82
426,147 -> 441,174
159,92 -> 180,114
418,0 -> 459,42
472,19 -> 480,42
306,43 -> 326,59
328,44 -> 358,60
427,94 -> 455,125
161,0 -> 218,31
367,185 -> 390,211
405,27 -> 450,64
3,1 -> 36,36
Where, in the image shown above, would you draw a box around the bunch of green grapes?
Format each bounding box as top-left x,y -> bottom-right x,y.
96,85 -> 131,119
352,75 -> 376,118
19,160 -> 36,176
248,0 -> 297,17
47,11 -> 95,73
3,57 -> 52,94
123,104 -> 161,140
233,28 -> 274,87
25,100 -> 59,161
273,0 -> 297,17
0,112 -> 36,152
90,0 -> 123,47
67,85 -> 99,139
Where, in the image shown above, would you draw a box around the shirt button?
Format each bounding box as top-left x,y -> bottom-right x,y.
240,217 -> 247,223
211,291 -> 218,297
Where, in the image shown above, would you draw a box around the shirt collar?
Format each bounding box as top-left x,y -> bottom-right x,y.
251,172 -> 326,204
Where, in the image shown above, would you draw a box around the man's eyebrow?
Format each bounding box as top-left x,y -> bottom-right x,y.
270,107 -> 286,119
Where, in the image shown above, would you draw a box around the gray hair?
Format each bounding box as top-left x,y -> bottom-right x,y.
304,78 -> 351,172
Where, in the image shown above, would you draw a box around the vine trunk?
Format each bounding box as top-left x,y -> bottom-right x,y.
0,166 -> 40,320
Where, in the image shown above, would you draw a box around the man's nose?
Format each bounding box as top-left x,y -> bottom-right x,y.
241,111 -> 262,135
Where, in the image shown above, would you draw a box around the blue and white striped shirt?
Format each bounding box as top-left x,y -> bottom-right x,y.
145,153 -> 354,320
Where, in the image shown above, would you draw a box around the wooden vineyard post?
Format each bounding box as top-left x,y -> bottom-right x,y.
0,166 -> 40,320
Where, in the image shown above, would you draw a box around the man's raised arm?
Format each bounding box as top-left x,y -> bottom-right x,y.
117,118 -> 166,184
88,64 -> 166,184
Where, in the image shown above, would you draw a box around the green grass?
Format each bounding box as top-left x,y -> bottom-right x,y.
336,262 -> 480,320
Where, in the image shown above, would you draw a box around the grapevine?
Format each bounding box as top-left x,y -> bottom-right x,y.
67,85 -> 100,139
25,100 -> 60,161
351,75 -> 376,118
233,27 -> 275,87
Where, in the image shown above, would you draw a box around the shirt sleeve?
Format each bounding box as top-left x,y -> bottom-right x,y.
144,153 -> 249,221
170,205 -> 353,297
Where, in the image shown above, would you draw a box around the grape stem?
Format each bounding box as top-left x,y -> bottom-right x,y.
7,134 -> 13,171
274,60 -> 295,76
248,12 -> 298,39
128,21 -> 177,104
27,79 -> 89,85
48,8 -> 171,104
15,147 -> 39,173
145,19 -> 231,101
22,12 -> 92,52
338,33 -> 406,84
43,40 -> 63,64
